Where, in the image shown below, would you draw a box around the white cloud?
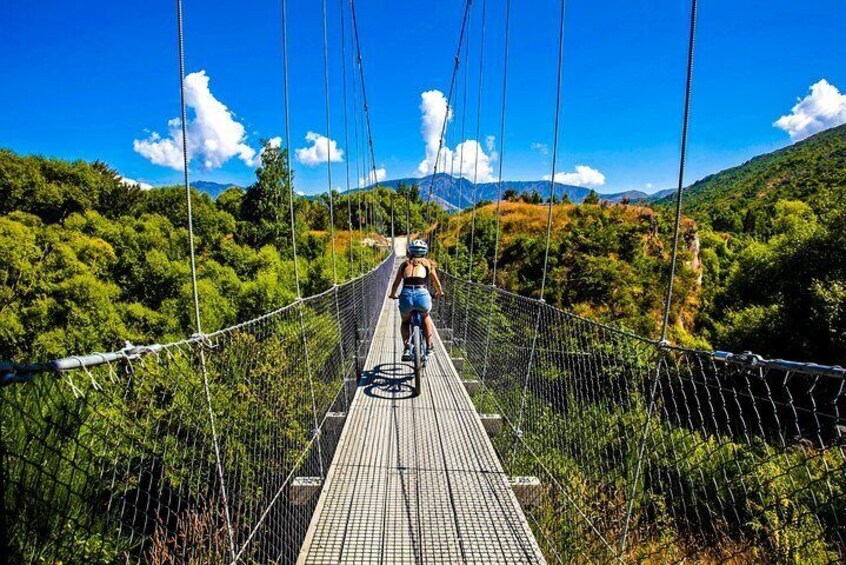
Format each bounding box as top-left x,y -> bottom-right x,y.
451,139 -> 495,182
119,176 -> 153,190
416,90 -> 496,182
134,70 -> 257,170
359,167 -> 387,187
544,165 -> 606,187
531,142 -> 549,155
295,132 -> 344,166
646,182 -> 654,190
774,79 -> 846,141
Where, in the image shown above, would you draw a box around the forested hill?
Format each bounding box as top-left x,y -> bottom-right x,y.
435,124 -> 846,365
0,145 -> 435,362
664,123 -> 846,236
437,201 -> 704,346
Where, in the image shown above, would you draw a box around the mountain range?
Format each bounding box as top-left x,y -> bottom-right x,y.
363,173 -> 672,209
185,126 -> 846,215
190,175 -> 672,209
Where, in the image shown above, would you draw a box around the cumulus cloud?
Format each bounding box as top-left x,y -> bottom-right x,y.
120,176 -> 153,190
416,89 -> 496,182
544,165 -> 606,187
451,139 -> 495,182
134,70 -> 257,170
359,167 -> 387,187
774,79 -> 846,141
295,132 -> 344,166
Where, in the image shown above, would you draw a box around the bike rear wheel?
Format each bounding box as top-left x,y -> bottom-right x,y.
412,326 -> 422,396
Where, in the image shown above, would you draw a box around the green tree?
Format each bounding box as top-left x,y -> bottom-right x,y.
240,141 -> 301,250
583,190 -> 600,205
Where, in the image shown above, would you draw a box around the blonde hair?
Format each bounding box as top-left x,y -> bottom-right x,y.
406,257 -> 435,269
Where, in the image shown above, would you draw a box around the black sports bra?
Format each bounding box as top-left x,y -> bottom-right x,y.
403,261 -> 429,286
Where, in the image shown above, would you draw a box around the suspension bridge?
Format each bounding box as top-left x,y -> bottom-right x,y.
2,0 -> 845,563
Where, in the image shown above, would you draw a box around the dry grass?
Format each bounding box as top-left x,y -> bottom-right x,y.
146,500 -> 233,565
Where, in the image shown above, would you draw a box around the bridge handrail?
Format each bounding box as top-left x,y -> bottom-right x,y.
1,251 -> 394,386
439,268 -> 845,379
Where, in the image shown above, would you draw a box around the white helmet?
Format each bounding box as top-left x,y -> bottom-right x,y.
407,239 -> 429,258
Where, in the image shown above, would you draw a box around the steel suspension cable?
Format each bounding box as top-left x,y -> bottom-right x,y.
349,47 -> 368,270
480,0 -> 511,382
451,7 -> 473,330
660,0 -> 698,344
620,0 -> 699,556
176,0 -> 202,339
424,0 -> 473,253
465,0 -> 487,283
538,0 -> 567,302
349,0 -> 380,201
175,0 -> 236,556
511,0 -> 567,471
461,0 -> 488,350
340,0 -> 356,270
320,0 -> 356,416
281,0 -> 324,480
322,0 -> 339,284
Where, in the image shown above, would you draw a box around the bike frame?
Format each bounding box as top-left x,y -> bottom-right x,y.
409,309 -> 427,396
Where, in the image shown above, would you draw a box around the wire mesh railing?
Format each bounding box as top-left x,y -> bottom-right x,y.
433,269 -> 846,564
0,253 -> 393,564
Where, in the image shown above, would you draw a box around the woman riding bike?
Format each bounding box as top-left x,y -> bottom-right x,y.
388,239 -> 444,361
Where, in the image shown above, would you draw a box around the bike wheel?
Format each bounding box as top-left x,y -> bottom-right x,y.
412,326 -> 422,396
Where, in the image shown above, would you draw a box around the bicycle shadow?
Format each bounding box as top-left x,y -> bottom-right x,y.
361,362 -> 416,400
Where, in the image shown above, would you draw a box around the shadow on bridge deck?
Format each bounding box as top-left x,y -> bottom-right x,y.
297,276 -> 545,564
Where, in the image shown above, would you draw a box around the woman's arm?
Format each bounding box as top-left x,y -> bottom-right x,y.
388,262 -> 405,298
430,267 -> 444,298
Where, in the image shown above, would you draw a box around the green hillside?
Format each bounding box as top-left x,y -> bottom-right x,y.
671,123 -> 846,236
440,125 -> 846,365
0,145 -> 423,361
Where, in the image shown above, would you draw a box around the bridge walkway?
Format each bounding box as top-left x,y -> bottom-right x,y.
297,265 -> 545,563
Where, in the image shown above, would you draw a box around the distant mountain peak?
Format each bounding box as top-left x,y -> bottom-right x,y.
191,180 -> 243,199
361,175 -> 666,208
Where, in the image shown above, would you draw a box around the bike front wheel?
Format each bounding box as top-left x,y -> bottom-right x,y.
412,326 -> 422,396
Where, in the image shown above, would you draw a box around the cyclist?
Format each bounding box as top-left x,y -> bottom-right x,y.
388,239 -> 444,361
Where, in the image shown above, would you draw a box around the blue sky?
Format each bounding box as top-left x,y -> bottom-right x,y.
2,0 -> 845,195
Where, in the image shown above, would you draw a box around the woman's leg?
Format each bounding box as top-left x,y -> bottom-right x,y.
422,313 -> 434,349
400,314 -> 411,345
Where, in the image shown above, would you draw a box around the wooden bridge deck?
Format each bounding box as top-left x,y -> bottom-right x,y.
298,270 -> 546,563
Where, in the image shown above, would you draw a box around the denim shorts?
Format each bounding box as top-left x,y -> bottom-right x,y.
398,287 -> 432,315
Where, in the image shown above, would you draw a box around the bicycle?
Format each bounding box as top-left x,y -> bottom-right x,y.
408,309 -> 427,396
